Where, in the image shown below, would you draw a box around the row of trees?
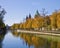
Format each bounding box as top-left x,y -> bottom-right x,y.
0,6 -> 6,29
11,9 -> 60,31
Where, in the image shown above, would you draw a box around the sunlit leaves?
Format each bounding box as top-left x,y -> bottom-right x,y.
11,10 -> 60,30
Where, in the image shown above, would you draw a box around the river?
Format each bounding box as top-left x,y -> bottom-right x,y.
0,30 -> 60,48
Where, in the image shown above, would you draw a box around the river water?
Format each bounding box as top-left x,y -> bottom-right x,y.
0,30 -> 60,48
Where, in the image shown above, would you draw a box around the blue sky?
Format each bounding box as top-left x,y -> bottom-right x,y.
0,0 -> 60,26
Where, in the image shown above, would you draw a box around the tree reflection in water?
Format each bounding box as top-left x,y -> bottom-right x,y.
0,30 -> 6,48
12,31 -> 60,48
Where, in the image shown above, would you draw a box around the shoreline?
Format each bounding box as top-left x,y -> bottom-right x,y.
12,29 -> 60,37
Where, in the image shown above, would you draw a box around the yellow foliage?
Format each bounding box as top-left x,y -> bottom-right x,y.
11,10 -> 60,30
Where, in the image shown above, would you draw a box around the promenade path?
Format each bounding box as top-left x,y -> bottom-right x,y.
16,30 -> 60,36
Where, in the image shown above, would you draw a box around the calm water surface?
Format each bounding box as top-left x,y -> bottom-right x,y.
0,30 -> 60,48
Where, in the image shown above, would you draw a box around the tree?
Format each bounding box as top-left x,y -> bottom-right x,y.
0,6 -> 6,28
25,14 -> 32,30
45,16 -> 51,30
41,8 -> 48,30
51,10 -> 58,30
29,13 -> 31,19
35,10 -> 40,18
26,16 -> 28,21
57,10 -> 60,29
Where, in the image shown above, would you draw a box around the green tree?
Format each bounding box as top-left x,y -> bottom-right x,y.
35,10 -> 40,18
0,6 -> 6,28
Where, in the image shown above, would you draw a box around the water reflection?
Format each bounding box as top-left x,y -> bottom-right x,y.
12,31 -> 60,48
0,30 -> 6,48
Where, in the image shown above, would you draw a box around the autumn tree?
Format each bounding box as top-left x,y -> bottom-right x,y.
50,10 -> 58,30
41,8 -> 48,30
45,16 -> 51,30
57,10 -> 60,29
33,10 -> 40,30
25,14 -> 33,30
31,10 -> 45,30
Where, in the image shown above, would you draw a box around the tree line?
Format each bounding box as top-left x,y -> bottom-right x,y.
11,9 -> 60,31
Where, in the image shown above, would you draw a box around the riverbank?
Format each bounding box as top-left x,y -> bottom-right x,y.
12,29 -> 60,37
